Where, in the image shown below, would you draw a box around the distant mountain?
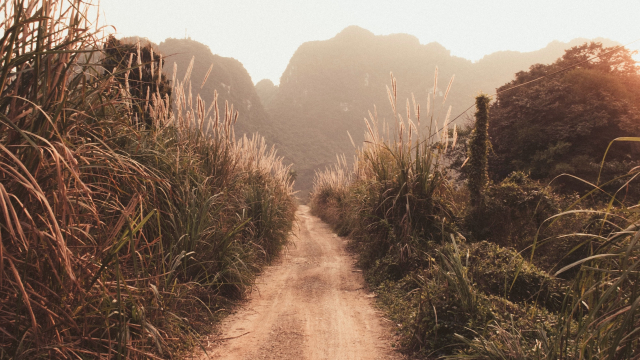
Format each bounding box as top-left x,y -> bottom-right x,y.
260,26 -> 619,196
255,79 -> 278,107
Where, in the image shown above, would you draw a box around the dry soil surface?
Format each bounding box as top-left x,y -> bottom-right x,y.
194,205 -> 402,360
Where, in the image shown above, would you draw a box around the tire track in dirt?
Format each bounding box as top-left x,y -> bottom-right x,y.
195,205 -> 401,360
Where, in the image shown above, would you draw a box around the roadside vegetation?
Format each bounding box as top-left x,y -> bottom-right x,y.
311,45 -> 640,358
0,1 -> 295,359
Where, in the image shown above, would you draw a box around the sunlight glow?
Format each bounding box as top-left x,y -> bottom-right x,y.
98,0 -> 640,84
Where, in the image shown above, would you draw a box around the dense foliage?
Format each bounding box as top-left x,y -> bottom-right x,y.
311,71 -> 640,358
0,1 -> 295,358
489,42 -> 640,186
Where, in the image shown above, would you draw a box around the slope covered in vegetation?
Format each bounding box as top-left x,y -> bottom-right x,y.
311,63 -> 640,358
0,1 -> 295,358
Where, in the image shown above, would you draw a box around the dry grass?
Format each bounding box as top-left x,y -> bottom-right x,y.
311,70 -> 458,251
0,1 -> 295,358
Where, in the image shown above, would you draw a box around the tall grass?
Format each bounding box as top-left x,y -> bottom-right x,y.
464,140 -> 640,359
0,1 -> 295,358
311,71 -> 458,265
311,72 -> 489,356
540,139 -> 640,359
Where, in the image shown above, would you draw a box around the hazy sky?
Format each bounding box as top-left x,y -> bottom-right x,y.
100,0 -> 640,85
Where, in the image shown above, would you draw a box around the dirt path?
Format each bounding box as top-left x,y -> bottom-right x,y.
196,205 -> 401,360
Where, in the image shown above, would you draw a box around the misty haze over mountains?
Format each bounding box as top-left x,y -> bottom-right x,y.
124,26 -> 619,196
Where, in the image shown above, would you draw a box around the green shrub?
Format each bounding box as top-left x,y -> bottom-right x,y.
468,241 -> 565,311
370,238 -> 562,358
466,171 -> 562,246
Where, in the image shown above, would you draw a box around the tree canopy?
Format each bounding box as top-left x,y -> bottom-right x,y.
489,42 -> 640,186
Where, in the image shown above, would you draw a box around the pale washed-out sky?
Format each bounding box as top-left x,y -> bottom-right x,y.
99,0 -> 640,85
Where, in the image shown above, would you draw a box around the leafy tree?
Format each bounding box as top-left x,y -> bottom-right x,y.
489,42 -> 640,187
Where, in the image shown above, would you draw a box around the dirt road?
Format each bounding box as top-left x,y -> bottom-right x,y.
197,205 -> 401,360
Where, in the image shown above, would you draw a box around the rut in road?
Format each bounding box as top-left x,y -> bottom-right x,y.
196,205 -> 401,360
